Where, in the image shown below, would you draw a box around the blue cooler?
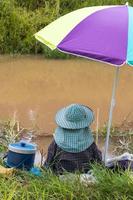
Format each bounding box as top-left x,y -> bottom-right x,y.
7,141 -> 37,170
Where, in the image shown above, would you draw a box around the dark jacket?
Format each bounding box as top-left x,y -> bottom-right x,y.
44,139 -> 102,174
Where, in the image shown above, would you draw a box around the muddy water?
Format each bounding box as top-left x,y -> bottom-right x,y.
0,55 -> 133,136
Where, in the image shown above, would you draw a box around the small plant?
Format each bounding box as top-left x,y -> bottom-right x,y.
97,112 -> 133,138
113,136 -> 133,155
0,118 -> 22,149
0,110 -> 40,152
0,145 -> 6,153
0,111 -> 24,149
97,123 -> 119,137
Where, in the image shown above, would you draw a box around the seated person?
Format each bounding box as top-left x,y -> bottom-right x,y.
44,103 -> 102,174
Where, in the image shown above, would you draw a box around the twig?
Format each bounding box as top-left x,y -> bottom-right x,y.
96,108 -> 100,145
120,111 -> 133,127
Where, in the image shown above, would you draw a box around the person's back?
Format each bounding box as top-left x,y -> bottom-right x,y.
44,104 -> 102,174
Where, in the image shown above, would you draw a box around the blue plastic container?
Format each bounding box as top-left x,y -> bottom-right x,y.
7,141 -> 37,170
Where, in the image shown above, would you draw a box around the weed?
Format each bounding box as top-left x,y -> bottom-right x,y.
0,164 -> 132,199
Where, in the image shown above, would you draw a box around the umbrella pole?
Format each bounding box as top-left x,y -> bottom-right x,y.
104,67 -> 120,163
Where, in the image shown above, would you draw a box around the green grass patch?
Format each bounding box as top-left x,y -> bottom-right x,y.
0,165 -> 133,199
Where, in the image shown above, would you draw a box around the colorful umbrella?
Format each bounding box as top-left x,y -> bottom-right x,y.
35,4 -> 133,162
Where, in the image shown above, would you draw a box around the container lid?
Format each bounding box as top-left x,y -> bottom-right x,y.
8,141 -> 37,154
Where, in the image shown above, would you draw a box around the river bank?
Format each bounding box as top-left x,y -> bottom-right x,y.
0,118 -> 132,200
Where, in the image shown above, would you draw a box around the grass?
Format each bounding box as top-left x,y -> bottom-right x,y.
0,118 -> 132,199
0,164 -> 133,200
97,112 -> 133,137
95,118 -> 133,155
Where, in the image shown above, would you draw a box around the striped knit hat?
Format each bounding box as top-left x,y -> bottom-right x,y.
55,104 -> 94,129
